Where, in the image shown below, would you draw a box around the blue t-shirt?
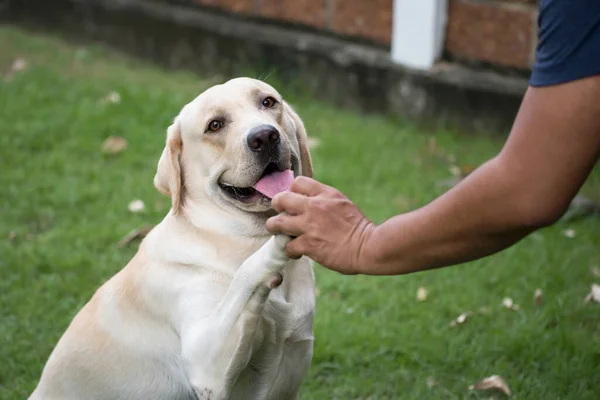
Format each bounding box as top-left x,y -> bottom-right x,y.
529,0 -> 600,86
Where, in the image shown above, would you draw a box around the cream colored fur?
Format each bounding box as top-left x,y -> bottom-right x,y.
29,78 -> 316,400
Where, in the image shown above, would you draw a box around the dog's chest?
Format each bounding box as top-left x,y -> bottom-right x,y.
260,289 -> 314,345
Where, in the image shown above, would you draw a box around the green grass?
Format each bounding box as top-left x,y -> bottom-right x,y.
1,25 -> 599,399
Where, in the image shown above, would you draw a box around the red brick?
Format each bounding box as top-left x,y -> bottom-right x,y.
332,0 -> 393,44
195,0 -> 255,14
260,0 -> 327,29
445,0 -> 536,68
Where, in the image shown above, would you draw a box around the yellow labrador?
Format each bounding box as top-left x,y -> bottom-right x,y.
29,78 -> 316,400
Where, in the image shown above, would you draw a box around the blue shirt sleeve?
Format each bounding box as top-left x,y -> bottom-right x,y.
529,0 -> 600,87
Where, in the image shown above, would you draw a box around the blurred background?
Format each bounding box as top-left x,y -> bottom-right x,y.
1,0 -> 599,399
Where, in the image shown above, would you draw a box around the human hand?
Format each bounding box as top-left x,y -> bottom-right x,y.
265,177 -> 376,275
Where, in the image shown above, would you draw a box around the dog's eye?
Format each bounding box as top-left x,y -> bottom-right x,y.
207,120 -> 223,132
262,97 -> 277,108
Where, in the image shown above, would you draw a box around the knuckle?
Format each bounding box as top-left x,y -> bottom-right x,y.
330,188 -> 345,199
291,176 -> 309,190
266,216 -> 281,231
308,197 -> 326,211
286,240 -> 303,259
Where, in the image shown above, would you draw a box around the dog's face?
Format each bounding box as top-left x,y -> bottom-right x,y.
154,78 -> 313,218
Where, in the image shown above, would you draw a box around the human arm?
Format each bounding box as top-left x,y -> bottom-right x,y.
266,76 -> 600,275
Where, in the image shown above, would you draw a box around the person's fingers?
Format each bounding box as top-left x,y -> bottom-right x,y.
271,191 -> 309,215
285,237 -> 307,260
266,214 -> 304,237
290,176 -> 328,197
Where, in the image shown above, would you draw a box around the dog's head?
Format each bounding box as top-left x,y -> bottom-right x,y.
154,77 -> 313,224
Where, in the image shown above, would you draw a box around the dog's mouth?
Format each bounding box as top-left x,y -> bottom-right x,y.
219,162 -> 295,204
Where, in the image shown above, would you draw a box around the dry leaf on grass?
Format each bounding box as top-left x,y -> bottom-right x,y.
448,165 -> 462,177
534,288 -> 543,306
449,311 -> 473,327
306,137 -> 321,149
4,58 -> 28,81
100,91 -> 121,105
562,228 -> 576,238
502,297 -> 520,311
426,376 -> 438,388
416,286 -> 428,302
128,199 -> 146,213
117,225 -> 155,247
437,164 -> 476,188
591,266 -> 600,278
460,164 -> 475,176
469,375 -> 511,397
101,136 -> 128,154
584,283 -> 600,304
562,194 -> 600,222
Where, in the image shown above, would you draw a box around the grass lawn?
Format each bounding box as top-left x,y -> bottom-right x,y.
1,25 -> 599,399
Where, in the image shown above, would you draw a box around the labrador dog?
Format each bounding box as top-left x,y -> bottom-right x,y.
29,78 -> 316,400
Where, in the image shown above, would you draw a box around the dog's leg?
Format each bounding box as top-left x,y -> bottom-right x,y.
181,235 -> 291,400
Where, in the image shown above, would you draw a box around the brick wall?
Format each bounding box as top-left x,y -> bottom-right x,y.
192,0 -> 539,70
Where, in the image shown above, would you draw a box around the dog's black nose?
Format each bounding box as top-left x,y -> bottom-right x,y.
247,125 -> 280,153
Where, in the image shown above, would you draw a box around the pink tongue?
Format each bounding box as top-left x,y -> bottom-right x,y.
253,169 -> 294,199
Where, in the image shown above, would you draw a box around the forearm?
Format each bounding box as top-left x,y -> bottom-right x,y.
363,156 -> 557,275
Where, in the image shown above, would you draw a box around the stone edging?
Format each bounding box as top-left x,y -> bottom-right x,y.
1,0 -> 529,133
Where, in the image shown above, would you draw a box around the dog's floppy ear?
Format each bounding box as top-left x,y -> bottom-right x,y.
283,101 -> 313,178
154,118 -> 184,214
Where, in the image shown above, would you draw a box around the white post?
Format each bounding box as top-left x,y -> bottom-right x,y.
391,0 -> 448,70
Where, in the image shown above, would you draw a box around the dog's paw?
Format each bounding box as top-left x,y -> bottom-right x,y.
273,234 -> 292,249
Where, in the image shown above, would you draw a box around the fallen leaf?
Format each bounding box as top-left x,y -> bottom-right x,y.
449,311 -> 472,327
448,165 -> 462,177
584,283 -> 600,304
502,297 -> 520,311
117,225 -> 155,247
469,375 -> 511,397
128,199 -> 146,213
101,136 -> 128,154
426,376 -> 438,388
591,266 -> 600,278
4,58 -> 28,81
306,137 -> 321,149
100,91 -> 121,105
534,288 -> 543,306
416,286 -> 428,302
460,164 -> 475,176
562,228 -> 576,238
562,194 -> 600,222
